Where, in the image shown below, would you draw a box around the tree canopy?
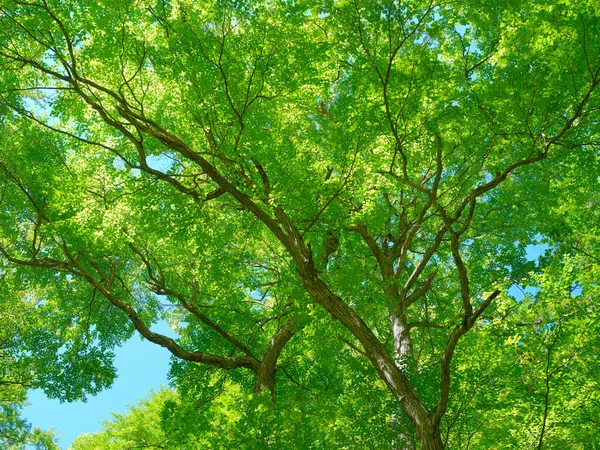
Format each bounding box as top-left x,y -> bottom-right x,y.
0,0 -> 599,448
0,288 -> 58,449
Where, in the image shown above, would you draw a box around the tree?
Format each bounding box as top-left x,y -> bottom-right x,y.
70,388 -> 177,450
0,0 -> 598,447
0,277 -> 59,450
0,278 -> 31,448
71,385 -> 397,449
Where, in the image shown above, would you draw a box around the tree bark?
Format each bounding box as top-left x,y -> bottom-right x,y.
390,313 -> 413,369
253,320 -> 296,402
416,419 -> 444,450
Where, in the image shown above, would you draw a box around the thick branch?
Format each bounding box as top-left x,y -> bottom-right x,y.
347,224 -> 392,280
255,320 -> 297,400
433,289 -> 501,423
78,263 -> 260,371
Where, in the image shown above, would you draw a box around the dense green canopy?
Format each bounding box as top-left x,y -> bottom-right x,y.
0,290 -> 58,449
0,0 -> 598,448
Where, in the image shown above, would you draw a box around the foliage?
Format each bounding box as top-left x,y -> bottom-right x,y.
444,255 -> 600,449
0,279 -> 60,450
71,383 -> 397,449
0,0 -> 598,448
70,388 -> 176,450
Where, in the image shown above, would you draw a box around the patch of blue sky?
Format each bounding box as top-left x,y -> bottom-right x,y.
147,152 -> 175,172
525,241 -> 549,265
22,322 -> 174,449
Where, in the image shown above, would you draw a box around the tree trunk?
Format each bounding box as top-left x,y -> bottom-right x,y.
253,320 -> 296,402
254,364 -> 277,402
390,313 -> 413,369
390,314 -> 416,449
417,420 -> 444,450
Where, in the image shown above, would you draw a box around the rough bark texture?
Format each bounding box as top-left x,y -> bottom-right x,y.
417,421 -> 444,450
254,320 -> 296,401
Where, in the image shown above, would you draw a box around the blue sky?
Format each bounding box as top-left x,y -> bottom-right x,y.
22,325 -> 172,449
